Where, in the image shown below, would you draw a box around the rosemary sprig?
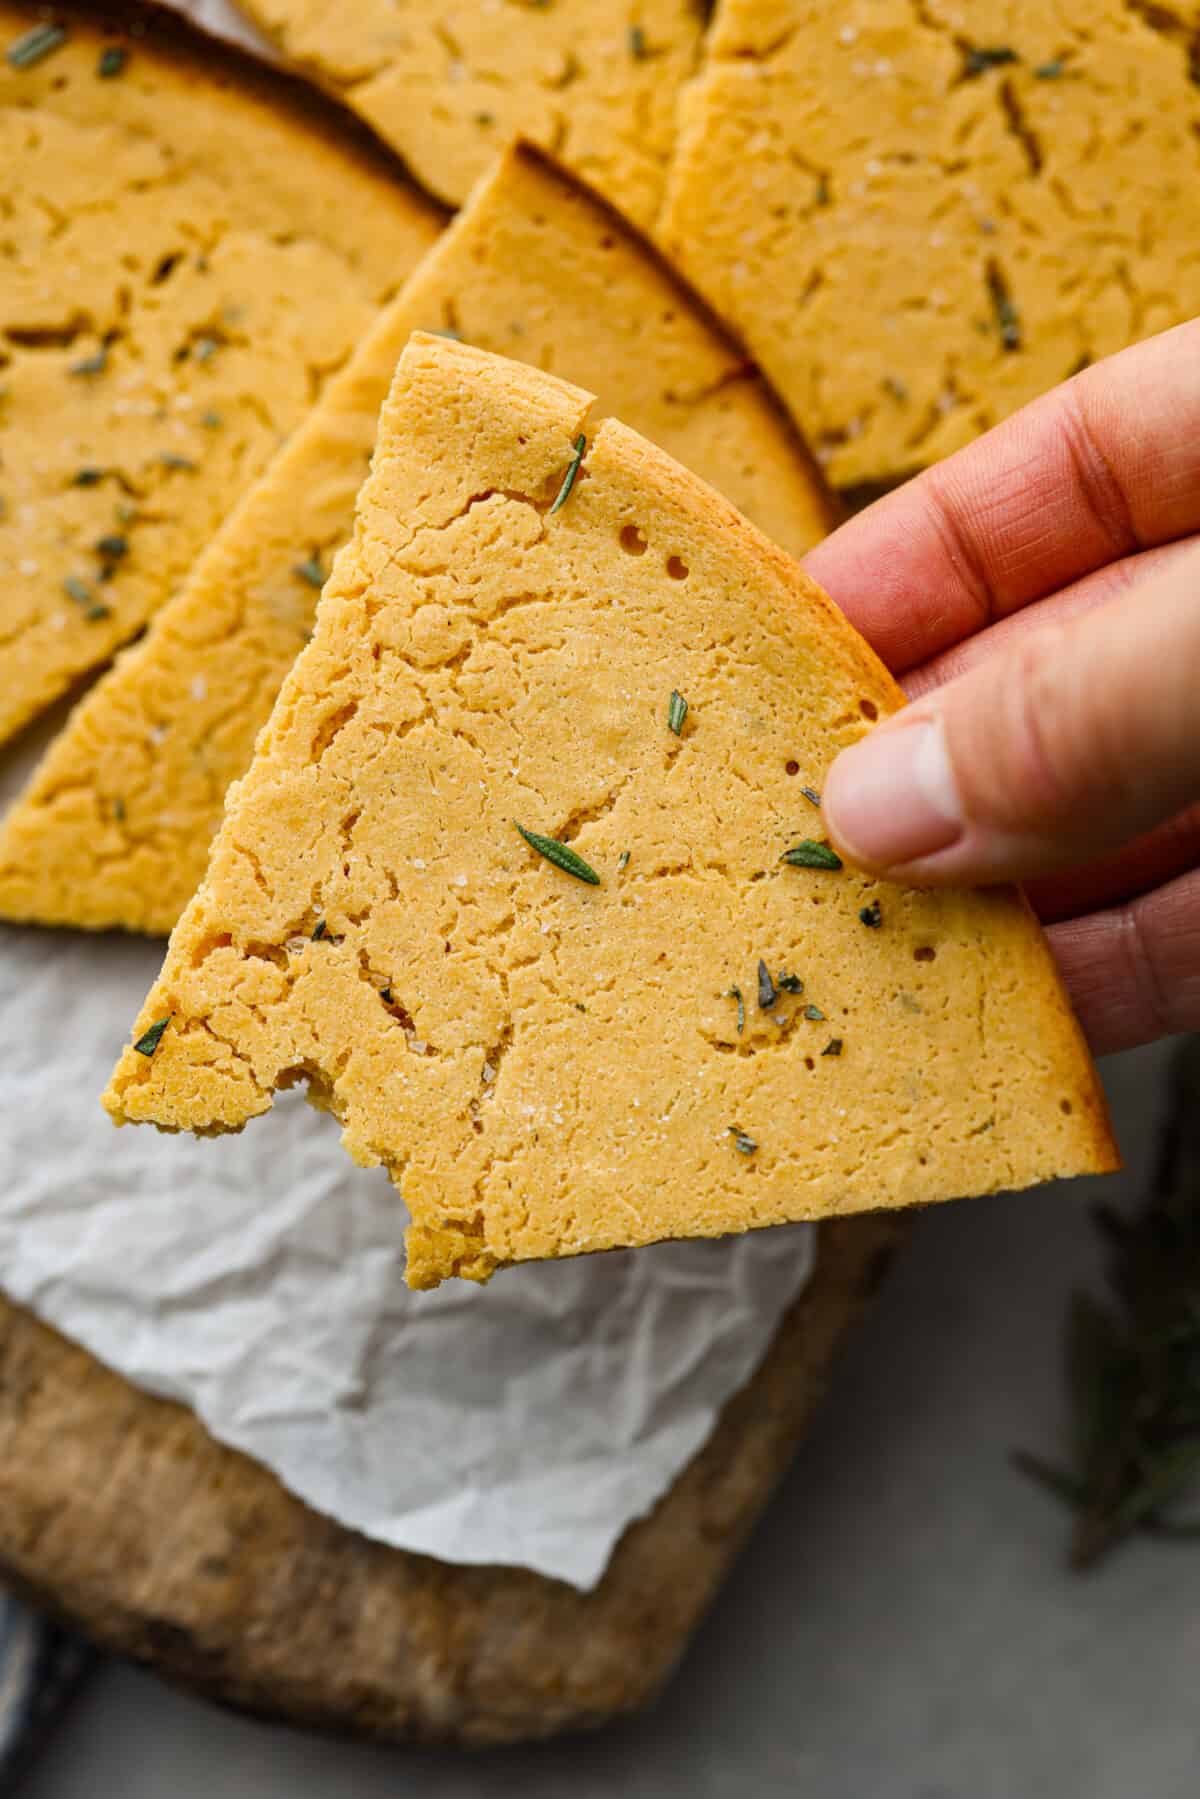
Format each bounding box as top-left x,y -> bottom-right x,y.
514,822 -> 601,885
1016,1036 -> 1200,1568
549,434 -> 586,514
782,839 -> 843,871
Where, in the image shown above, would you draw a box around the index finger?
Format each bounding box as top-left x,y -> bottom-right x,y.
804,318 -> 1200,674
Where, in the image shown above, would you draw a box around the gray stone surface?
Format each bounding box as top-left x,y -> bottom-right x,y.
20,1043 -> 1200,1797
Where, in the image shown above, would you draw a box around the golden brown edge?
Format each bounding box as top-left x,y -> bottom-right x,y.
0,0 -> 448,226
0,1214 -> 906,1745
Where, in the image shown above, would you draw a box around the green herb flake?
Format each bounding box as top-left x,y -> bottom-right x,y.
757,960 -> 777,1010
294,556 -> 325,589
777,972 -> 804,994
628,23 -> 647,58
112,796 -> 126,823
859,900 -> 883,928
96,533 -> 128,563
195,334 -> 220,363
800,785 -> 822,807
97,44 -> 127,78
667,689 -> 688,736
963,45 -> 1018,76
380,987 -> 393,1004
63,575 -> 93,607
514,822 -> 601,885
201,409 -> 222,430
821,1038 -> 843,1057
726,986 -> 745,1035
1034,58 -> 1064,78
72,466 -> 104,487
987,266 -> 1022,351
804,1003 -> 826,1022
782,839 -> 843,871
86,603 -> 111,621
474,110 -> 495,126
617,850 -> 630,871
548,433 -> 586,514
730,1126 -> 757,1156
133,1015 -> 170,1057
160,452 -> 196,471
432,326 -> 464,341
312,918 -> 328,941
814,172 -> 831,207
6,23 -> 67,69
70,346 -> 108,378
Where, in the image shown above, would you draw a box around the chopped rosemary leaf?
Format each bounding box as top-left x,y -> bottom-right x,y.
432,326 -> 464,341
800,785 -> 822,807
987,266 -> 1022,351
63,575 -> 93,607
195,335 -> 220,363
133,1015 -> 170,1057
380,987 -> 393,1004
730,1126 -> 757,1156
112,797 -> 126,823
757,960 -> 777,1010
160,452 -> 196,471
859,900 -> 883,928
1034,58 -> 1064,78
70,346 -> 108,377
822,1038 -> 843,1057
548,433 -> 586,514
804,1004 -> 825,1022
782,839 -> 843,871
777,973 -> 804,994
201,409 -> 222,430
96,533 -> 128,562
294,556 -> 324,588
963,44 -> 1018,76
628,23 -> 647,57
617,850 -> 631,871
815,172 -> 831,207
72,466 -> 104,486
97,44 -> 127,77
667,689 -> 688,736
6,23 -> 67,69
726,986 -> 745,1035
311,919 -> 328,941
514,822 -> 601,885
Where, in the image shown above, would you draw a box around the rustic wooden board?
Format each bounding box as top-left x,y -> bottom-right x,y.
0,1214 -> 905,1745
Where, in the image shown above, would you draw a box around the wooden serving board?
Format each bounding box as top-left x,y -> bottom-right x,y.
0,1214 -> 904,1745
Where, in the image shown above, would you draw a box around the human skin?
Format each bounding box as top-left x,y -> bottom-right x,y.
809,319 -> 1200,1056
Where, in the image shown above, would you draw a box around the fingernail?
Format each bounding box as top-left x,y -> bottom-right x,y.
824,715 -> 963,869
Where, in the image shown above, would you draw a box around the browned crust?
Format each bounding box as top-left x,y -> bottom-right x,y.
506,139 -> 844,538
0,0 -> 447,225
0,1213 -> 906,1744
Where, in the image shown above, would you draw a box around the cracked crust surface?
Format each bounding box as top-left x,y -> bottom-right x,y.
0,143 -> 835,936
104,336 -> 1117,1289
236,0 -> 705,228
0,0 -> 440,746
661,0 -> 1200,489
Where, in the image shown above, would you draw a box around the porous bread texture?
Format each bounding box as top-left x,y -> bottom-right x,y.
662,0 -> 1200,489
0,144 -> 833,936
104,335 -> 1117,1289
0,1 -> 440,745
237,0 -> 703,228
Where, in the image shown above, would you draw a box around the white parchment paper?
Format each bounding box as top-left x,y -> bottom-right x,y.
0,0 -> 814,1590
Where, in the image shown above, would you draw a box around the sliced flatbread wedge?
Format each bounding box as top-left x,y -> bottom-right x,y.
104,335 -> 1117,1288
0,143 -> 833,936
236,0 -> 703,228
661,0 -> 1200,489
0,0 -> 440,747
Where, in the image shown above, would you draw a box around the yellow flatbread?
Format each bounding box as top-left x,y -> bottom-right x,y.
662,0 -> 1200,488
0,0 -> 440,746
105,335 -> 1117,1289
0,144 -> 833,936
237,0 -> 703,228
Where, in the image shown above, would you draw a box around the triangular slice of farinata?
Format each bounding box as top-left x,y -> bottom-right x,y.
0,143 -> 833,937
105,335 -> 1117,1289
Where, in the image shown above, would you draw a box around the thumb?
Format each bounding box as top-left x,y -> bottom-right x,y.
822,547 -> 1200,885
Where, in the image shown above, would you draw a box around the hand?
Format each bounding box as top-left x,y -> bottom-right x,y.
805,319 -> 1200,1057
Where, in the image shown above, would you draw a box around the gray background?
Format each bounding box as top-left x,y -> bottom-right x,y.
18,1042 -> 1200,1797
